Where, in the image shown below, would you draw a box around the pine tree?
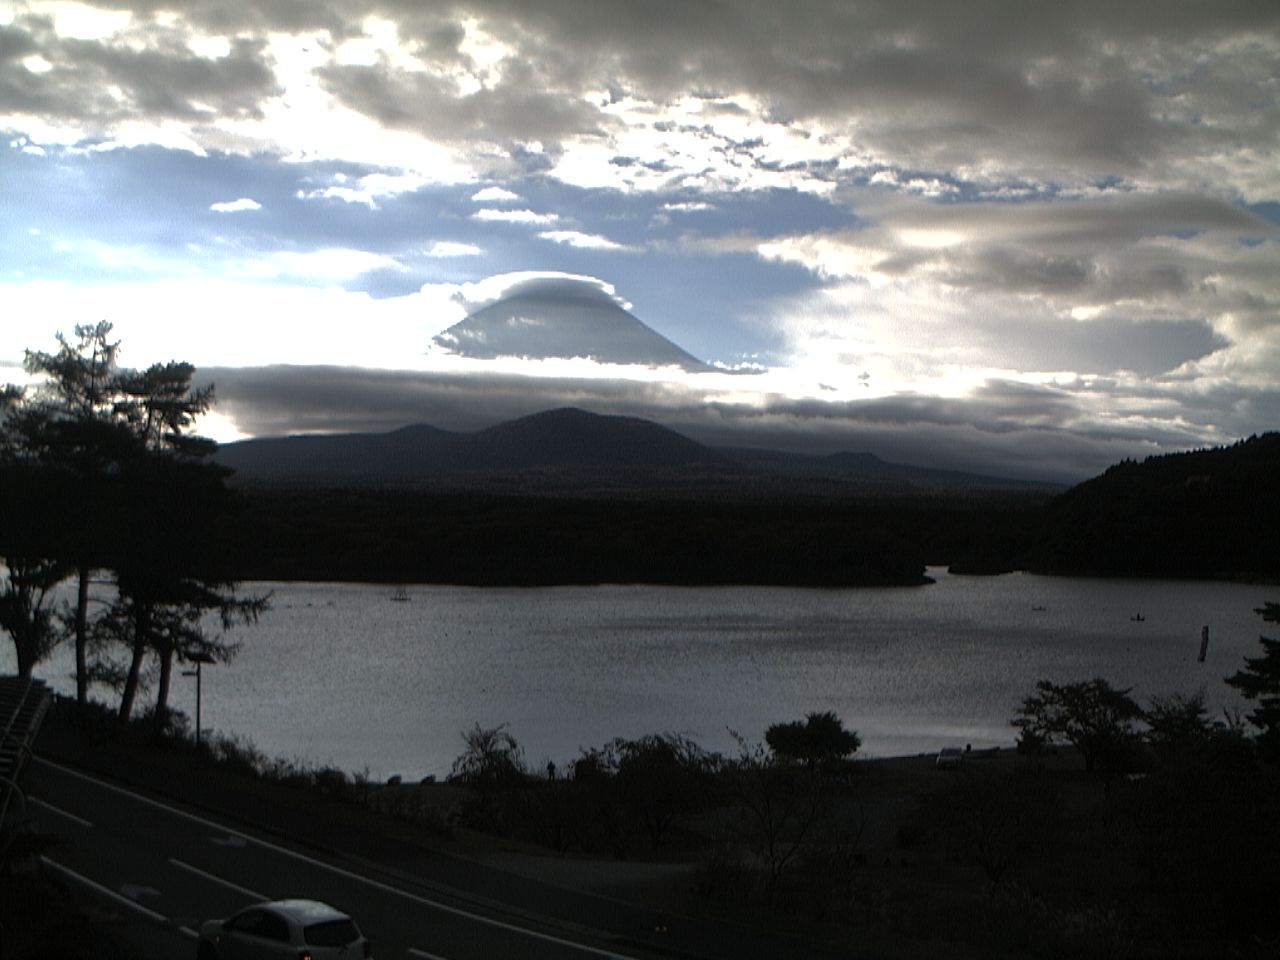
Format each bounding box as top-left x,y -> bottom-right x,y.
1225,602 -> 1280,757
20,322 -> 130,704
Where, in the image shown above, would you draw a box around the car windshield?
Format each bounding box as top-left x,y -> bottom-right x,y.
303,919 -> 361,947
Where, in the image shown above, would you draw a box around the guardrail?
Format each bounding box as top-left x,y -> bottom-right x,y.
0,676 -> 53,834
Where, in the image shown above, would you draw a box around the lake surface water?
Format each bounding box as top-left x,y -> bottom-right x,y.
10,569 -> 1274,781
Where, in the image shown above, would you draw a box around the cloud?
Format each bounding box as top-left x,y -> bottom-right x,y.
315,48 -> 602,152
210,197 -> 261,213
447,271 -> 633,314
296,170 -> 437,207
0,12 -> 279,137
746,190 -> 1280,388
537,229 -> 635,251
471,185 -> 521,202
425,240 -> 482,258
472,208 -> 559,224
2,2 -> 1276,482
5,1 -> 1274,199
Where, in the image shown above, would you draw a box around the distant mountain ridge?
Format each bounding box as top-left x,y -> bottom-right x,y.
213,407 -> 1050,491
467,408 -> 724,470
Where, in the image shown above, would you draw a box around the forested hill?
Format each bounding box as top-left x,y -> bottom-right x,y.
1031,433 -> 1280,581
203,418 -> 1277,586
204,408 -> 1051,587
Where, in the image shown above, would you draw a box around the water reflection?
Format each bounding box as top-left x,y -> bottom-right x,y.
11,569 -> 1269,781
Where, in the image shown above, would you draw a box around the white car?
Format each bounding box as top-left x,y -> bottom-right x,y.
935,747 -> 964,769
197,899 -> 373,960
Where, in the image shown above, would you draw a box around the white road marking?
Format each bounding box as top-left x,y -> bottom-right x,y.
38,757 -> 635,959
120,883 -> 162,901
31,796 -> 93,827
169,857 -> 269,899
41,856 -> 170,925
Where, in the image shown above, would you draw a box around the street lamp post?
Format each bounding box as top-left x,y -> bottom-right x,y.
181,653 -> 216,753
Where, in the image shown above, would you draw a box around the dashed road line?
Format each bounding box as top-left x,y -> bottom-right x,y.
31,796 -> 93,827
169,857 -> 269,900
37,758 -> 635,959
41,856 -> 170,925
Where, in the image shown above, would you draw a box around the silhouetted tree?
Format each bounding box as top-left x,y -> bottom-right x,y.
101,364 -> 260,726
15,325 -> 266,724
765,711 -> 861,773
114,361 -> 216,458
101,441 -> 264,726
0,555 -> 66,678
1012,677 -> 1141,773
448,723 -> 528,835
1225,602 -> 1280,757
550,747 -> 627,856
91,573 -> 264,725
20,322 -> 130,705
0,385 -> 22,444
607,733 -> 722,851
0,388 -> 72,677
449,723 -> 527,786
1114,723 -> 1279,943
726,732 -> 831,903
1142,689 -> 1223,762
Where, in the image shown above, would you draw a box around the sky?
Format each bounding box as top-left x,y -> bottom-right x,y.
2,1 -> 1278,482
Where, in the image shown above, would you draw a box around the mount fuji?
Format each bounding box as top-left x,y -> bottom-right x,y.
433,276 -> 711,372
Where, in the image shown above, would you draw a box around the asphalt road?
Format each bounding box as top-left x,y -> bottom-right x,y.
27,758 -> 662,960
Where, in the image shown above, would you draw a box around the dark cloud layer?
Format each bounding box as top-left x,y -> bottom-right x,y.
6,0 -> 1277,192
1,18 -> 278,125
201,364 -> 1266,482
317,57 -> 602,147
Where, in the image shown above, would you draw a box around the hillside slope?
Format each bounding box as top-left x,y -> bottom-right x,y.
1031,433 -> 1280,580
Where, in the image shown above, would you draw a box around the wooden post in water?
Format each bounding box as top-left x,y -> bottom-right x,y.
1198,625 -> 1210,662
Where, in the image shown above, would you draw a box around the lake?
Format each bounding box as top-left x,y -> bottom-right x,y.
9,569 -> 1274,781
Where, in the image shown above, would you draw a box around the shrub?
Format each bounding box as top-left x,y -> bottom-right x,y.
1012,678 -> 1141,774
448,723 -> 527,787
765,711 -> 861,770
